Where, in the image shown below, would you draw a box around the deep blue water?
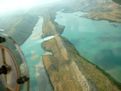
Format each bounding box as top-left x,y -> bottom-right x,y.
55,11 -> 121,83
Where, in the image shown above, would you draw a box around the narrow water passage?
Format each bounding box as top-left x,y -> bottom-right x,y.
21,17 -> 53,91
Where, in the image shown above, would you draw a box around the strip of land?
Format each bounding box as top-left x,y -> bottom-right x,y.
41,14 -> 121,91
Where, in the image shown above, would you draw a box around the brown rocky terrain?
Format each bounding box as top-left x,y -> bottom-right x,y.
84,2 -> 121,23
41,15 -> 121,91
58,0 -> 121,23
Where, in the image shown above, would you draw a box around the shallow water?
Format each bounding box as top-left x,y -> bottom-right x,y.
21,17 -> 53,91
55,11 -> 121,83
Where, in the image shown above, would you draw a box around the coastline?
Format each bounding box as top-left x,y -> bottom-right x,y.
83,14 -> 121,24
62,36 -> 121,90
41,13 -> 121,90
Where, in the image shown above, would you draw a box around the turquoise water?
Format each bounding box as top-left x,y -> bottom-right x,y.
55,11 -> 121,83
21,17 -> 53,91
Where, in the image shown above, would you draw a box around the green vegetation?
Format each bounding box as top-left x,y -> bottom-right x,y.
113,0 -> 121,5
0,13 -> 38,45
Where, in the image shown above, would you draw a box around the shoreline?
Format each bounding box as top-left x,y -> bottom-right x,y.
82,14 -> 121,24
42,35 -> 121,91
62,37 -> 121,89
41,14 -> 121,90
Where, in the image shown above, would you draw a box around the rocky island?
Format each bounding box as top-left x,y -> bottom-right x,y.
40,13 -> 121,91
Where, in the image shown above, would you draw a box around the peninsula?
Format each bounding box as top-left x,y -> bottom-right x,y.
41,14 -> 121,91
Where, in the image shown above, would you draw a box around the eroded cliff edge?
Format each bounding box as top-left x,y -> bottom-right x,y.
41,15 -> 121,91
